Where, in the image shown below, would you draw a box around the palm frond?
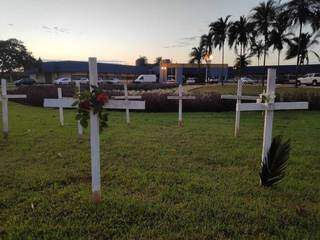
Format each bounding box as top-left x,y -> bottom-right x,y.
260,135 -> 290,187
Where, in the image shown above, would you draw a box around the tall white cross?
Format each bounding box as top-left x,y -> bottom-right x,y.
44,58 -> 145,203
75,82 -> 83,137
0,79 -> 27,140
221,79 -> 259,137
238,69 -> 309,164
167,84 -> 196,127
113,83 -> 143,124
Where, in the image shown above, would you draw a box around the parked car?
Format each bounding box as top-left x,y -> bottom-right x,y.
53,77 -> 72,85
73,78 -> 88,84
241,77 -> 255,84
134,74 -> 157,83
208,77 -> 219,84
103,78 -> 120,84
297,73 -> 320,86
14,78 -> 36,87
186,77 -> 196,84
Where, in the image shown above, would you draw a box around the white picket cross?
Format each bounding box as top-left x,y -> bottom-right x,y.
88,57 -> 101,203
43,58 -> 145,203
167,84 -> 196,127
75,82 -> 83,136
237,69 -> 309,164
57,88 -> 64,126
113,83 -> 142,124
0,79 -> 27,140
221,79 -> 258,137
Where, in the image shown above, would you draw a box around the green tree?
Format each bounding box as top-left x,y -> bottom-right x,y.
285,32 -> 320,65
250,0 -> 277,67
135,56 -> 148,66
0,38 -> 36,80
234,53 -> 252,77
228,16 -> 255,56
282,0 -> 320,85
154,57 -> 162,66
270,11 -> 293,66
210,15 -> 231,84
250,39 -> 264,66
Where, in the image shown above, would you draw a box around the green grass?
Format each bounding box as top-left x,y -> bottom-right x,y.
0,103 -> 320,239
190,84 -> 320,96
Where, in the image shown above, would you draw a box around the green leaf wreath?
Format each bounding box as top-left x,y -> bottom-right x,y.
260,135 -> 291,187
73,86 -> 109,131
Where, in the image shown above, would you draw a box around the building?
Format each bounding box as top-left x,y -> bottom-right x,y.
29,61 -> 155,83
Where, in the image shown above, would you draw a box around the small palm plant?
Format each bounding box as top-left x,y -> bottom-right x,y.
260,136 -> 291,187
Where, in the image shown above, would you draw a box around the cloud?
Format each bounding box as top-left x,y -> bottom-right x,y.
99,60 -> 127,64
41,25 -> 70,34
8,23 -> 14,27
163,35 -> 200,49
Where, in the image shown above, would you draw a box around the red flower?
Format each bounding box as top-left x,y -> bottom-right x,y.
96,92 -> 108,105
79,100 -> 90,110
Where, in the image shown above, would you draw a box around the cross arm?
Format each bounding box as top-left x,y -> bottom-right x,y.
103,100 -> 145,110
43,98 -> 76,108
113,96 -> 142,100
167,96 -> 196,100
237,102 -> 309,111
221,95 -> 258,101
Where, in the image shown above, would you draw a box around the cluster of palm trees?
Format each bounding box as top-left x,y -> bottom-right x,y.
189,0 -> 320,86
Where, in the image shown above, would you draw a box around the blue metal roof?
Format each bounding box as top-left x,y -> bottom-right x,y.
40,61 -> 152,75
228,64 -> 320,76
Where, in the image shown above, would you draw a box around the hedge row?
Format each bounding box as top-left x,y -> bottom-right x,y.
8,85 -> 320,112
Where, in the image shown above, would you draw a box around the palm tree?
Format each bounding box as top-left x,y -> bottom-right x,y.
250,39 -> 264,66
189,45 -> 204,80
285,32 -> 320,65
270,11 -> 293,66
282,0 -> 319,85
200,34 -> 213,83
234,53 -> 252,77
250,0 -> 277,68
210,15 -> 231,84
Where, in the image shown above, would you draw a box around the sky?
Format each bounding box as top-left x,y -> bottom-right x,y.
1,0 -> 319,66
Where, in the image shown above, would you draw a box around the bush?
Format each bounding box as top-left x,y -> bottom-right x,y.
8,85 -> 320,111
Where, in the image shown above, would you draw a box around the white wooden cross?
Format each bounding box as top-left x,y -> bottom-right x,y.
167,84 -> 196,127
237,69 -> 309,164
221,79 -> 259,137
0,79 -> 27,140
113,83 -> 142,124
44,58 -> 145,203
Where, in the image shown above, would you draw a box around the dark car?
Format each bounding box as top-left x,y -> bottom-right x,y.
14,78 -> 36,87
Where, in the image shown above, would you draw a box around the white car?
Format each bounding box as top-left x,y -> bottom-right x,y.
241,77 -> 255,84
53,77 -> 72,85
297,73 -> 320,86
73,78 -> 89,84
103,78 -> 120,84
186,77 -> 196,84
134,74 -> 157,83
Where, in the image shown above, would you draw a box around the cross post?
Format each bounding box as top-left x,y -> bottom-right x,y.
237,69 -> 309,164
221,79 -> 258,137
0,79 -> 27,140
89,57 -> 101,203
75,81 -> 83,136
167,84 -> 196,127
113,83 -> 143,124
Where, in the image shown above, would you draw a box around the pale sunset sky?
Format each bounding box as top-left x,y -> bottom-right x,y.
1,0 -> 319,66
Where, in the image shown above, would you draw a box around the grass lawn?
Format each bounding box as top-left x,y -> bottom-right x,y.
0,103 -> 319,239
190,84 -> 320,97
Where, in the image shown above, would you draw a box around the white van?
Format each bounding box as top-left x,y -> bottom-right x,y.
134,74 -> 157,83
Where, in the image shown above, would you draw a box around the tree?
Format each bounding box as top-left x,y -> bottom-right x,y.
200,33 -> 213,57
282,0 -> 320,84
250,39 -> 264,66
250,0 -> 277,67
189,45 -> 204,81
270,11 -> 293,66
0,38 -> 36,80
135,56 -> 148,66
189,46 -> 204,65
285,32 -> 320,65
210,15 -> 231,84
234,53 -> 252,76
228,16 -> 255,56
154,57 -> 162,66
